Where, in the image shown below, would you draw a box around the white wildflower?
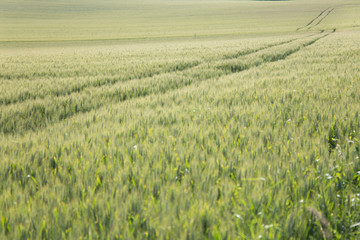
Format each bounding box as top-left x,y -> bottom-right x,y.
264,224 -> 273,229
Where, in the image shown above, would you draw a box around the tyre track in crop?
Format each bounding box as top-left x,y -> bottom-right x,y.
0,68 -> 223,135
311,8 -> 334,28
222,33 -> 320,60
223,38 -> 298,60
297,8 -> 330,31
0,36 -> 308,107
0,33 -> 331,135
0,61 -> 201,106
297,8 -> 335,31
216,32 -> 332,73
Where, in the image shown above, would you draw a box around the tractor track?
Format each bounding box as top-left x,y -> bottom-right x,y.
0,35 -> 312,107
297,8 -> 335,31
0,32 -> 333,135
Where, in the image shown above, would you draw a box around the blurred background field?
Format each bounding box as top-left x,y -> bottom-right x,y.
0,0 -> 359,42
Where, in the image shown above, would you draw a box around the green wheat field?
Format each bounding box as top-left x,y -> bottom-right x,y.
0,0 -> 360,239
